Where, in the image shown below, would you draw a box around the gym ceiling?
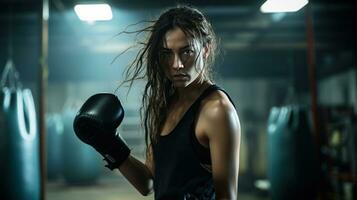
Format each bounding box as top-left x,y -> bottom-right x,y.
0,0 -> 356,83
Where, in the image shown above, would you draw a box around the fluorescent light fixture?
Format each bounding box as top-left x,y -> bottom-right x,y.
74,4 -> 113,21
260,0 -> 308,13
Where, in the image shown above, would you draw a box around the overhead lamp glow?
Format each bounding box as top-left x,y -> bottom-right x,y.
260,0 -> 308,13
74,4 -> 112,21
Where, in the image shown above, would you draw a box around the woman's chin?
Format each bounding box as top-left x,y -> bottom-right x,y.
172,80 -> 190,88
173,83 -> 187,88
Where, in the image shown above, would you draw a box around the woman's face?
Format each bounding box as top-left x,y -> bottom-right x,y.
159,26 -> 207,88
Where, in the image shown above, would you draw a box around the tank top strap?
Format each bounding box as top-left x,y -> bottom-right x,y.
191,84 -> 236,111
190,84 -> 236,165
191,84 -> 219,110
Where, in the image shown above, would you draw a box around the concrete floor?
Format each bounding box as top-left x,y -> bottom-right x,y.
46,172 -> 269,200
47,176 -> 151,200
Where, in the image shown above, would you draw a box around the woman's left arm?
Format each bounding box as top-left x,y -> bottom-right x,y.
203,98 -> 241,200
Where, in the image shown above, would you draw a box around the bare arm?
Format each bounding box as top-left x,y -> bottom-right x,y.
202,96 -> 241,200
118,145 -> 154,196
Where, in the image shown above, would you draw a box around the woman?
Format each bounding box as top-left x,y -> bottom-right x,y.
118,5 -> 241,200
74,5 -> 240,200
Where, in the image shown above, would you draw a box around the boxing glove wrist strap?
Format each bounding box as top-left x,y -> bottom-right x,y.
95,134 -> 131,170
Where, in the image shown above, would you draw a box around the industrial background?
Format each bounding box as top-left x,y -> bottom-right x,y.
0,0 -> 356,199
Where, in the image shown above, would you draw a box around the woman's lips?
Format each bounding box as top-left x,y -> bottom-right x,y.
172,74 -> 189,81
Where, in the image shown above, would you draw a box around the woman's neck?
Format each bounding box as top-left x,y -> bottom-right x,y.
174,79 -> 212,103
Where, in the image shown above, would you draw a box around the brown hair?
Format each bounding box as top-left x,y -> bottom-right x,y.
120,5 -> 218,150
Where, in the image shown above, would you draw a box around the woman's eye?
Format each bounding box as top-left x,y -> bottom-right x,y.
160,51 -> 171,58
180,49 -> 195,63
159,51 -> 173,64
183,49 -> 194,55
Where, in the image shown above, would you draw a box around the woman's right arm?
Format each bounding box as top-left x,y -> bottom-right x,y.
118,145 -> 154,196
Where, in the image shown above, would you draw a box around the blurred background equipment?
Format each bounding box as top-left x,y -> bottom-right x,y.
46,113 -> 64,180
0,57 -> 40,199
0,0 -> 356,200
267,106 -> 319,200
318,106 -> 357,200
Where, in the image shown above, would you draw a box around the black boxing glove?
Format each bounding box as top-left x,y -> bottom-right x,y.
73,93 -> 130,170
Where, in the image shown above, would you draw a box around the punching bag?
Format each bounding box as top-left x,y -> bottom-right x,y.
61,109 -> 102,185
46,113 -> 64,180
267,106 -> 319,200
0,88 -> 40,200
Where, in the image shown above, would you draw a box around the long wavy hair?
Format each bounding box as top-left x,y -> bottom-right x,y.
120,5 -> 218,151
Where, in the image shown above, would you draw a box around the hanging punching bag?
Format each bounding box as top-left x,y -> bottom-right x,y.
267,106 -> 319,200
0,88 -> 40,200
46,113 -> 64,180
61,109 -> 102,185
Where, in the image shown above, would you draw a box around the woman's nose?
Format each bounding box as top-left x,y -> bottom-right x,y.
172,54 -> 184,70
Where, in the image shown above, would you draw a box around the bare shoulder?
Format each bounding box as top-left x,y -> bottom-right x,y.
198,90 -> 239,131
200,90 -> 236,118
198,89 -> 240,140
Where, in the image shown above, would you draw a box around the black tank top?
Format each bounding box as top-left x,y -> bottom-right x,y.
152,85 -> 235,200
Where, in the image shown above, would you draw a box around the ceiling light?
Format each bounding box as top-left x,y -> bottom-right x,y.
260,0 -> 308,13
74,4 -> 113,22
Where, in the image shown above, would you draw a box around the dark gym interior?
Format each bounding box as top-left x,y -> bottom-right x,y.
0,0 -> 356,199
